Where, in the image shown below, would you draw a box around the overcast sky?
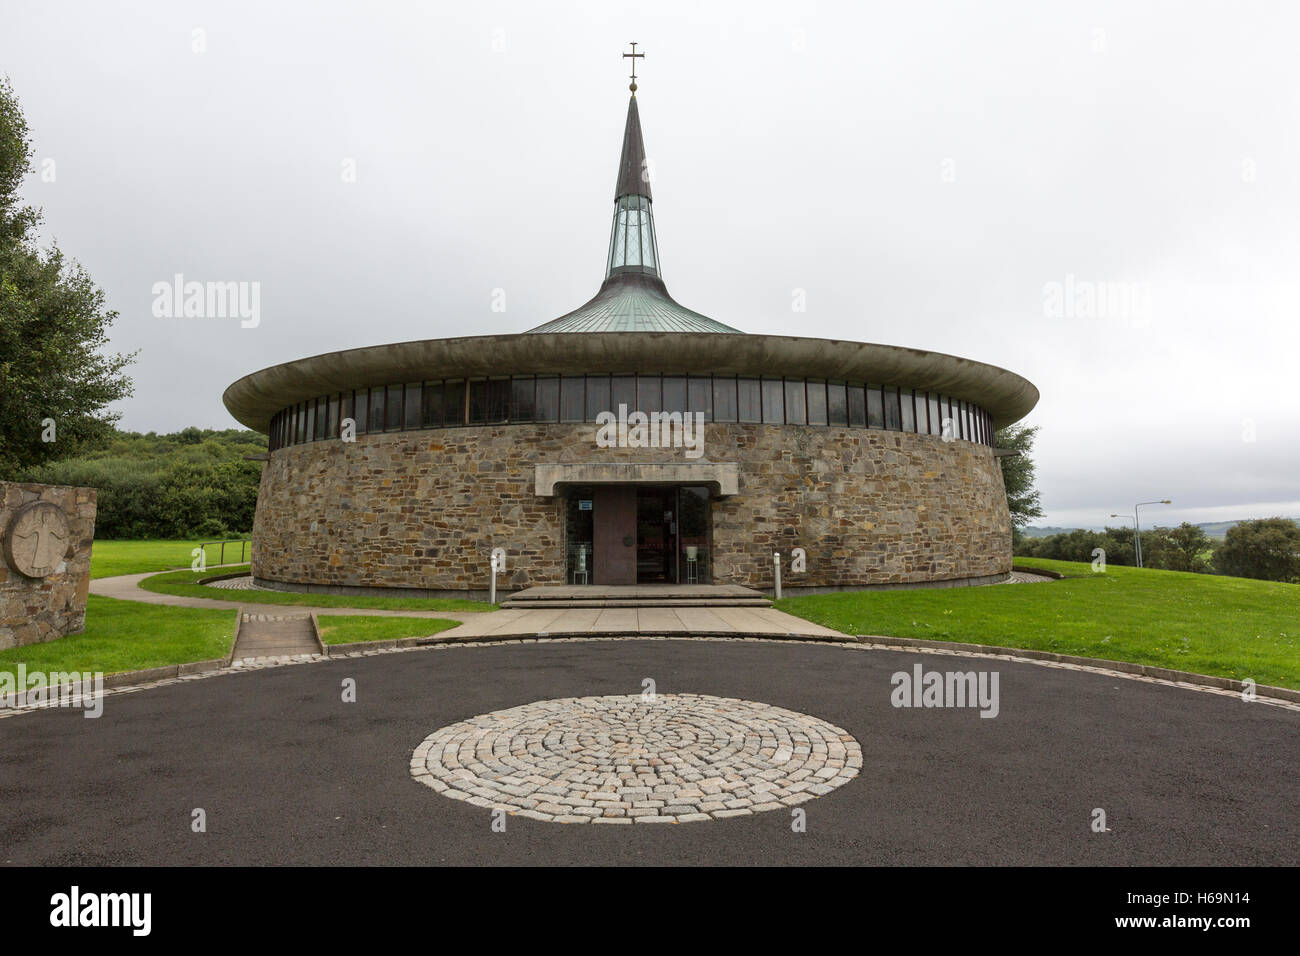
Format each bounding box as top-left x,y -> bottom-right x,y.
4,0 -> 1297,528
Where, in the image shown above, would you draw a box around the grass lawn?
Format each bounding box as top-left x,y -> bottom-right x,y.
316,615 -> 463,645
138,565 -> 493,613
0,595 -> 236,679
90,539 -> 249,579
776,558 -> 1300,690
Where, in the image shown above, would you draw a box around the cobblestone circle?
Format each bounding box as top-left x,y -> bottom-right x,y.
206,576 -> 266,591
410,693 -> 861,823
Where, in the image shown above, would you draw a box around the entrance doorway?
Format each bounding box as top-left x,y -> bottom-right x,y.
563,485 -> 711,585
636,488 -> 675,582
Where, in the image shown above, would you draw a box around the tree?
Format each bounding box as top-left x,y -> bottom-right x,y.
1142,522 -> 1211,573
0,76 -> 135,475
993,423 -> 1044,543
1214,518 -> 1300,583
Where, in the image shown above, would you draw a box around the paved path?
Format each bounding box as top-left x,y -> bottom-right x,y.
2,638 -> 1295,865
440,605 -> 846,640
90,573 -> 848,640
90,573 -> 486,624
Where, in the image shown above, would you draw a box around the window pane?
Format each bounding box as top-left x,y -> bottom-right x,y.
382,385 -> 399,431
305,402 -> 316,442
761,379 -> 784,424
713,376 -> 738,422
737,378 -> 761,422
884,387 -> 902,429
928,394 -> 941,435
366,387 -> 383,432
783,379 -> 806,425
488,379 -> 509,423
611,375 -> 635,414
832,382 -> 852,426
318,398 -> 329,439
326,395 -> 339,438
808,380 -> 829,426
402,384 -> 421,429
941,396 -> 953,438
354,391 -> 368,434
866,386 -> 884,428
511,377 -> 535,422
689,376 -> 712,420
584,375 -> 609,421
423,382 -> 443,427
663,376 -> 687,415
535,376 -> 559,422
637,374 -> 661,415
848,385 -> 866,426
560,376 -> 585,422
900,389 -> 915,432
444,380 -> 465,425
468,380 -> 487,424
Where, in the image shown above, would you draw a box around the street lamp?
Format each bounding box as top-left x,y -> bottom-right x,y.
1133,499 -> 1172,568
1109,514 -> 1136,564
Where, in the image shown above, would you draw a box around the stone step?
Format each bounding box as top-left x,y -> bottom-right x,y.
500,598 -> 772,609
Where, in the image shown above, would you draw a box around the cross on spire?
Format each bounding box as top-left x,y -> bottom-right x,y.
623,42 -> 644,93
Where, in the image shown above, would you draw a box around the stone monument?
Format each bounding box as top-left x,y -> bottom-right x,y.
0,482 -> 97,649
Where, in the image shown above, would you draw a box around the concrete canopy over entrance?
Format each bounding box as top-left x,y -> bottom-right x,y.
535,462 -> 739,497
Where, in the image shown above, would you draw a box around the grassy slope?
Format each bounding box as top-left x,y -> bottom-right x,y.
139,566 -> 492,612
776,558 -> 1300,690
0,595 -> 236,678
90,539 -> 248,579
316,615 -> 462,645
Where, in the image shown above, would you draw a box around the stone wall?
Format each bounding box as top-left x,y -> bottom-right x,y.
0,482 -> 97,648
251,424 -> 1010,592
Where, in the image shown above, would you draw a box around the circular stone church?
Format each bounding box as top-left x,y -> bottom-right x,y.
224,87 -> 1038,597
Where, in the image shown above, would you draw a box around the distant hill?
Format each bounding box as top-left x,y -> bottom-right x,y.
1190,519 -> 1300,540
1024,518 -> 1300,540
1022,525 -> 1090,538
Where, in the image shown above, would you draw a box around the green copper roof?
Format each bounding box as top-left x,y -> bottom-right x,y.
527,94 -> 742,335
529,273 -> 742,334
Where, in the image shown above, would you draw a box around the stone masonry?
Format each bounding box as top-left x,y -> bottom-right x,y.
0,482 -> 97,648
251,423 -> 1010,592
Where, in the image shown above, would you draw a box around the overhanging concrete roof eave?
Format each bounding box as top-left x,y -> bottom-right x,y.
223,331 -> 1039,433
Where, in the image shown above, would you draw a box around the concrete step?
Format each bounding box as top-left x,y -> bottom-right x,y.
501,598 -> 772,609
234,614 -> 320,659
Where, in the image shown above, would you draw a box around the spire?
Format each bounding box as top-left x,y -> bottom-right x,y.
614,94 -> 652,202
606,94 -> 658,278
523,55 -> 743,335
